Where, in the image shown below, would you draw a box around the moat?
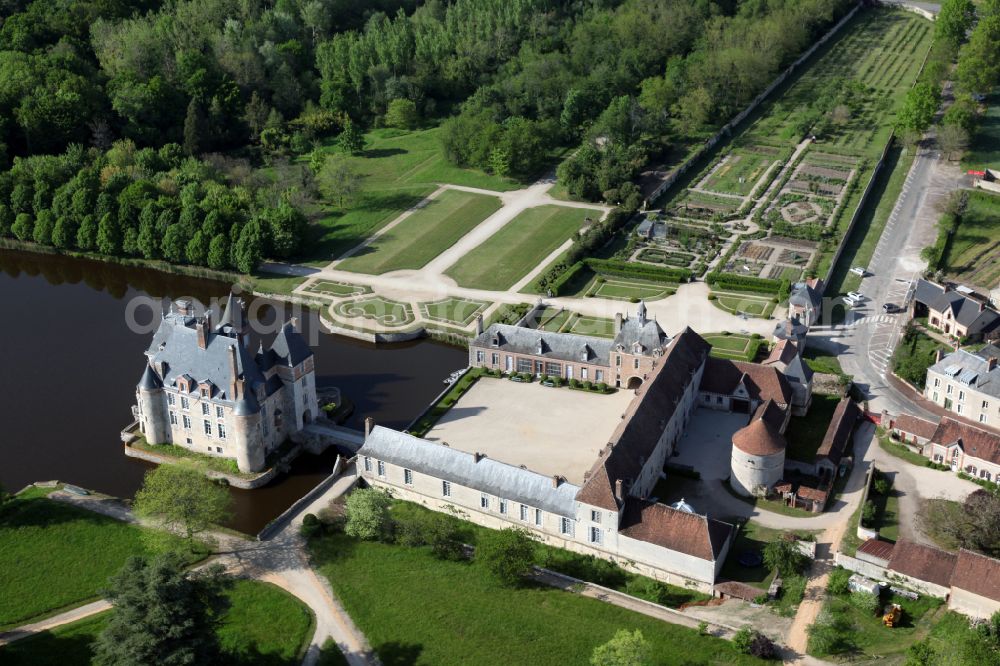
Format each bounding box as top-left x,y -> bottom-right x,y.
0,250 -> 466,533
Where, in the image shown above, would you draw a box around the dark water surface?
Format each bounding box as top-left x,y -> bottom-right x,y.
0,250 -> 465,532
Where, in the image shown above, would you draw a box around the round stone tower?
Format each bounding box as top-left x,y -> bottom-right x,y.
232,390 -> 265,473
730,418 -> 786,497
137,363 -> 169,445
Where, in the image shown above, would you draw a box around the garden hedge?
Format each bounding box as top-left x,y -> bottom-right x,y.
550,261 -> 586,296
583,258 -> 691,283
706,271 -> 784,295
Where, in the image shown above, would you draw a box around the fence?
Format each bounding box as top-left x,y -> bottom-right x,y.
647,2 -> 862,205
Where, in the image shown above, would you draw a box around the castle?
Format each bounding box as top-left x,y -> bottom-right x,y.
132,294 -> 318,473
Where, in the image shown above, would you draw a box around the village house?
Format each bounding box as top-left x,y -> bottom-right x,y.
788,278 -> 824,327
923,344 -> 1000,428
912,279 -> 1000,341
128,294 -> 318,473
891,413 -> 1000,482
762,338 -> 814,415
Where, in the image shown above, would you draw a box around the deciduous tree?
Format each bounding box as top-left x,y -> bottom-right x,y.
344,487 -> 393,541
590,629 -> 650,666
476,527 -> 535,587
133,464 -> 232,547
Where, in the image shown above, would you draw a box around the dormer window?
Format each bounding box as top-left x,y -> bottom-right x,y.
491,335 -> 500,348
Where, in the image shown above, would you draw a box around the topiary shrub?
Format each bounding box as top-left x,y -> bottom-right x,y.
569,378 -> 580,389
300,513 -> 322,538
596,382 -> 608,392
582,380 -> 593,390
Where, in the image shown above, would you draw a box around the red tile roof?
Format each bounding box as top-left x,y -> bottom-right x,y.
887,539 -> 957,588
857,538 -> 896,563
764,339 -> 799,366
733,401 -> 786,456
893,414 -> 939,441
796,486 -> 828,502
815,399 -> 861,466
699,357 -> 793,406
618,499 -> 733,561
932,417 -> 1000,465
951,549 -> 1000,602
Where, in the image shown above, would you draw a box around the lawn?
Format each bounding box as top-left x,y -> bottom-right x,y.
711,292 -> 777,318
306,280 -> 371,297
586,277 -> 676,301
308,531 -> 762,666
332,296 -> 415,327
940,189 -> 1000,290
702,150 -> 775,196
0,580 -> 316,665
963,89 -> 1000,171
785,393 -> 844,462
336,190 -> 502,274
445,205 -> 591,290
703,333 -> 763,362
565,314 -> 617,338
287,126 -> 518,266
0,488 -> 192,630
246,271 -> 308,297
420,297 -> 489,327
719,521 -> 818,591
878,433 -> 934,468
809,585 -> 945,661
802,346 -> 844,375
891,325 -> 946,389
533,306 -> 573,332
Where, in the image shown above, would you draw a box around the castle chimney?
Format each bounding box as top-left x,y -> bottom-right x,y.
551,475 -> 561,488
364,416 -> 375,438
475,314 -> 484,336
980,301 -> 986,312
990,357 -> 998,371
614,313 -> 623,334
614,479 -> 623,503
474,452 -> 485,463
935,349 -> 944,364
228,344 -> 240,399
289,316 -> 299,331
176,299 -> 193,316
196,317 -> 210,349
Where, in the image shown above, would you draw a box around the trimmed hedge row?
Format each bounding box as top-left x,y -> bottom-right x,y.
706,271 -> 785,295
550,261 -> 586,296
584,258 -> 691,283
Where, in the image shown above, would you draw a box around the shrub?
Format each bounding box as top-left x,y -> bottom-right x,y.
629,296 -> 639,303
749,632 -> 777,660
476,528 -> 536,587
733,627 -> 754,654
848,590 -> 880,615
425,513 -> 466,561
763,538 -> 808,576
569,378 -> 580,388
861,500 -> 876,528
697,621 -> 708,636
708,293 -> 717,301
582,380 -> 593,390
595,382 -> 608,392
827,567 -> 851,595
300,513 -> 322,538
584,257 -> 691,283
345,487 -> 394,541
394,511 -> 430,547
874,477 -> 891,497
705,271 -> 783,295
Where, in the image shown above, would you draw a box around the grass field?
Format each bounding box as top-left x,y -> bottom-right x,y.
785,393 -> 844,462
719,522 -> 818,591
532,306 -> 573,332
940,189 -> 1000,290
802,347 -> 844,375
337,190 -> 502,274
332,296 -> 414,327
309,529 -> 763,666
962,90 -> 1000,171
445,205 -> 590,290
702,150 -> 775,196
809,585 -> 945,661
0,488 -> 192,630
420,298 -> 489,327
247,271 -> 308,297
306,280 -> 372,297
711,292 -> 777,318
703,333 -> 763,362
284,127 -> 517,266
565,314 -> 617,338
586,277 -> 676,301
0,580 -> 317,665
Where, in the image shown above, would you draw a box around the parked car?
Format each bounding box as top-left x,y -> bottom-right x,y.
842,296 -> 859,308
850,266 -> 867,276
882,303 -> 898,313
847,291 -> 865,302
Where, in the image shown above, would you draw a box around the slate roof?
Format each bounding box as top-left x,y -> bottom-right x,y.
699,357 -> 793,406
358,426 -> 579,516
951,550 -> 1000,601
893,414 -> 939,441
137,363 -> 162,390
914,279 -> 1000,330
887,539 -> 957,588
269,320 -> 313,367
472,324 -> 615,367
577,328 -> 712,511
928,348 -> 1000,399
733,400 -> 786,456
773,316 -> 808,342
789,281 -> 822,309
815,398 -> 860,466
612,304 -> 669,353
618,498 -> 733,562
932,417 -> 1000,465
857,538 -> 896,564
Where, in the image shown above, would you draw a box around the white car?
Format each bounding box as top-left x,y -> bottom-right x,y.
842,296 -> 859,308
850,266 -> 867,276
847,291 -> 865,302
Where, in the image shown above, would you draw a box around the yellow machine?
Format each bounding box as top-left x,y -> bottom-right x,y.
883,603 -> 902,627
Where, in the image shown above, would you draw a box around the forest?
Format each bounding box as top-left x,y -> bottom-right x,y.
0,0 -> 856,272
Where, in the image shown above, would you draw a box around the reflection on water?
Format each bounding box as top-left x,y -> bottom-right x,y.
0,249 -> 466,532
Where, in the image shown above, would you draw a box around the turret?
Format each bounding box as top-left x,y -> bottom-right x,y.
137,363 -> 170,444
232,387 -> 264,472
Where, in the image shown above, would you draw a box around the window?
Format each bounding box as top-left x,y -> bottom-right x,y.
181,397 -> 189,411
216,446 -> 222,453
589,526 -> 602,544
169,411 -> 178,426
363,456 -> 372,472
517,358 -> 532,373
480,494 -> 490,510
203,420 -> 212,435
582,368 -> 588,380
983,400 -> 990,410
535,509 -> 542,526
559,517 -> 574,536
491,353 -> 499,366
980,414 -> 988,424
182,415 -> 191,430
167,393 -> 175,406
591,510 -> 601,523
404,469 -> 413,485
934,378 -> 940,388
982,470 -> 992,481
634,358 -> 640,369
377,460 -> 386,477
216,405 -> 224,418
957,404 -> 964,415
520,504 -> 528,521
535,360 -> 543,374
476,350 -> 485,363
499,499 -> 507,515
217,423 -> 226,439
545,362 -> 561,376
947,385 -> 953,395
185,437 -> 192,445
959,390 -> 966,401
615,355 -> 621,367
201,402 -> 209,415
595,370 -> 604,382
933,392 -> 939,402
442,481 -> 451,497
201,387 -> 209,397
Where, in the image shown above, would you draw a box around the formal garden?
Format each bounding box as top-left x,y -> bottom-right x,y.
702,333 -> 765,362
419,298 -> 491,328
332,296 -> 415,328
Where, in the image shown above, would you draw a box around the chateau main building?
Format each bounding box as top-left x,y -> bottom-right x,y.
132,294 -> 318,473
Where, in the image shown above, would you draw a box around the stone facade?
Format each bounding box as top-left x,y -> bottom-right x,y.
924,346 -> 1000,428
133,295 -> 318,473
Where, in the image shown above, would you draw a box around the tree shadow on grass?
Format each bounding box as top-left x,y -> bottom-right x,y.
359,148 -> 407,160
0,497 -> 123,530
377,641 -> 423,666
